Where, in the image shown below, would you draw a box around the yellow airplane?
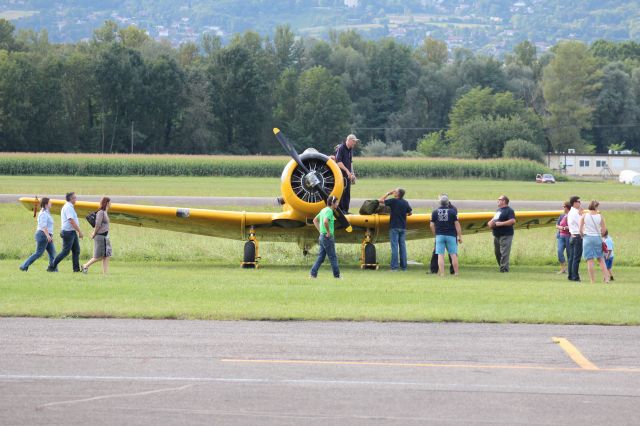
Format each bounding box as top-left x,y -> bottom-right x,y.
20,129 -> 561,268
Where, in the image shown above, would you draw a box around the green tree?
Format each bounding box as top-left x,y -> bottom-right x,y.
414,37 -> 448,68
542,41 -> 602,152
452,116 -> 536,158
292,66 -> 351,153
208,44 -> 271,154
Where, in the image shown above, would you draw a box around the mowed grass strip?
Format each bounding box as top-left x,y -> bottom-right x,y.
1,262 -> 639,324
1,175 -> 638,202
2,204 -> 639,266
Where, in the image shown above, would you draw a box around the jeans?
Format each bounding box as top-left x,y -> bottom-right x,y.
389,228 -> 407,270
557,235 -> 570,263
493,235 -> 513,272
310,235 -> 340,278
567,235 -> 583,281
51,230 -> 81,272
20,232 -> 56,271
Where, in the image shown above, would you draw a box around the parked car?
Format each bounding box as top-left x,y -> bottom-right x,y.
536,173 -> 556,184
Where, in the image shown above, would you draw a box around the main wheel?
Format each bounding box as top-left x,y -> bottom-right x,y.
242,241 -> 256,268
364,243 -> 377,265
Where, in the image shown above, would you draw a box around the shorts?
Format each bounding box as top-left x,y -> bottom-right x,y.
605,257 -> 614,270
435,235 -> 458,255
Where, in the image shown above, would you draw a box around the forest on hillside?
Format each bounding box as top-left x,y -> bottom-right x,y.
1,19 -> 640,159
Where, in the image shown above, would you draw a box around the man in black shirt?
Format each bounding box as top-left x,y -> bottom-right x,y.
488,195 -> 516,272
430,195 -> 462,276
335,134 -> 359,213
379,188 -> 413,271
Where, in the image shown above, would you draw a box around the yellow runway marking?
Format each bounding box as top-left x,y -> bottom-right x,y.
552,337 -> 599,370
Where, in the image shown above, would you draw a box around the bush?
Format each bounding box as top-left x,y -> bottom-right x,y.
361,139 -> 405,157
417,132 -> 448,157
503,139 -> 545,163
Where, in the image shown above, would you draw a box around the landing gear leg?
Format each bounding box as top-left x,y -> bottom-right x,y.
360,230 -> 378,270
241,227 -> 260,269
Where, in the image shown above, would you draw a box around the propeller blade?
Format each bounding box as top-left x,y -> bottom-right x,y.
273,128 -> 352,233
273,128 -> 310,174
313,183 -> 353,233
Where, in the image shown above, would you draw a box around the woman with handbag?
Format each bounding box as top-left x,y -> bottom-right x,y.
81,197 -> 112,275
579,200 -> 610,284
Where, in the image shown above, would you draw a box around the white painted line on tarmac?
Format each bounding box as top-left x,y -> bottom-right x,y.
39,384 -> 193,409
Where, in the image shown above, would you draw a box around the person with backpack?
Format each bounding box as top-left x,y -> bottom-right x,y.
82,197 -> 112,274
20,197 -> 57,272
379,188 -> 412,271
49,192 -> 83,272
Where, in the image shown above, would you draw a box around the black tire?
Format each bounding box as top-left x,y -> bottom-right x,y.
364,243 -> 376,265
243,241 -> 256,263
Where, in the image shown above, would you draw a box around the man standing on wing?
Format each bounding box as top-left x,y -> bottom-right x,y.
488,195 -> 516,273
335,134 -> 359,214
566,195 -> 583,282
379,188 -> 412,271
430,194 -> 462,276
49,191 -> 83,272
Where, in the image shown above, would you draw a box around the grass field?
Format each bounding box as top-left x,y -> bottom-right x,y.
2,175 -> 638,202
1,262 -> 639,324
2,174 -> 638,324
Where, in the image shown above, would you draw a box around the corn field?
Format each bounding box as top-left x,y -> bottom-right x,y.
0,153 -> 557,181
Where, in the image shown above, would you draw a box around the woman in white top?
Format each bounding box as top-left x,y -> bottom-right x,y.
579,200 -> 610,284
20,198 -> 57,271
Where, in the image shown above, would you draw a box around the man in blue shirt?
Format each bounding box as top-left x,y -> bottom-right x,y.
379,188 -> 412,271
488,195 -> 516,273
49,192 -> 84,272
335,134 -> 358,213
430,195 -> 462,276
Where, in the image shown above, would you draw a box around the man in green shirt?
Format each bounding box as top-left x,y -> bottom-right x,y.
310,195 -> 341,278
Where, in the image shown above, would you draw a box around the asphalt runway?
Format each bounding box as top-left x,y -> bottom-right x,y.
3,194 -> 640,210
1,318 -> 639,425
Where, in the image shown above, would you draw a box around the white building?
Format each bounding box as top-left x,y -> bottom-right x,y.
547,153 -> 640,177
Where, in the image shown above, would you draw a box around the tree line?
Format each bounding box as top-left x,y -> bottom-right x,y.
1,19 -> 640,158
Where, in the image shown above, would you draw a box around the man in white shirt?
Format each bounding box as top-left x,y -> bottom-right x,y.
566,195 -> 583,282
49,192 -> 84,272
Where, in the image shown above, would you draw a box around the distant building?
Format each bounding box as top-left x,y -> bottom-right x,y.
547,153 -> 640,176
344,0 -> 359,8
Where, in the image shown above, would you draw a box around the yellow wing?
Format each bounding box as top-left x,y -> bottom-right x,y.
347,211 -> 562,243
19,197 -> 561,244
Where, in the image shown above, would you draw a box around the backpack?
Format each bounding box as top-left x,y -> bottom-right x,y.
86,211 -> 98,228
358,200 -> 391,215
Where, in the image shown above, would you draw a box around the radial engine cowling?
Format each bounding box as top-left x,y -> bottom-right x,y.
280,148 -> 345,216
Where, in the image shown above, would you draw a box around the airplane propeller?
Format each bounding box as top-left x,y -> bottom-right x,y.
273,128 -> 352,233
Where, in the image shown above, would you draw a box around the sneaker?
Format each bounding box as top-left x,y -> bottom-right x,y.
19,266 -> 27,272
81,266 -> 88,274
46,267 -> 58,273
610,276 -> 614,281
334,275 -> 342,279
